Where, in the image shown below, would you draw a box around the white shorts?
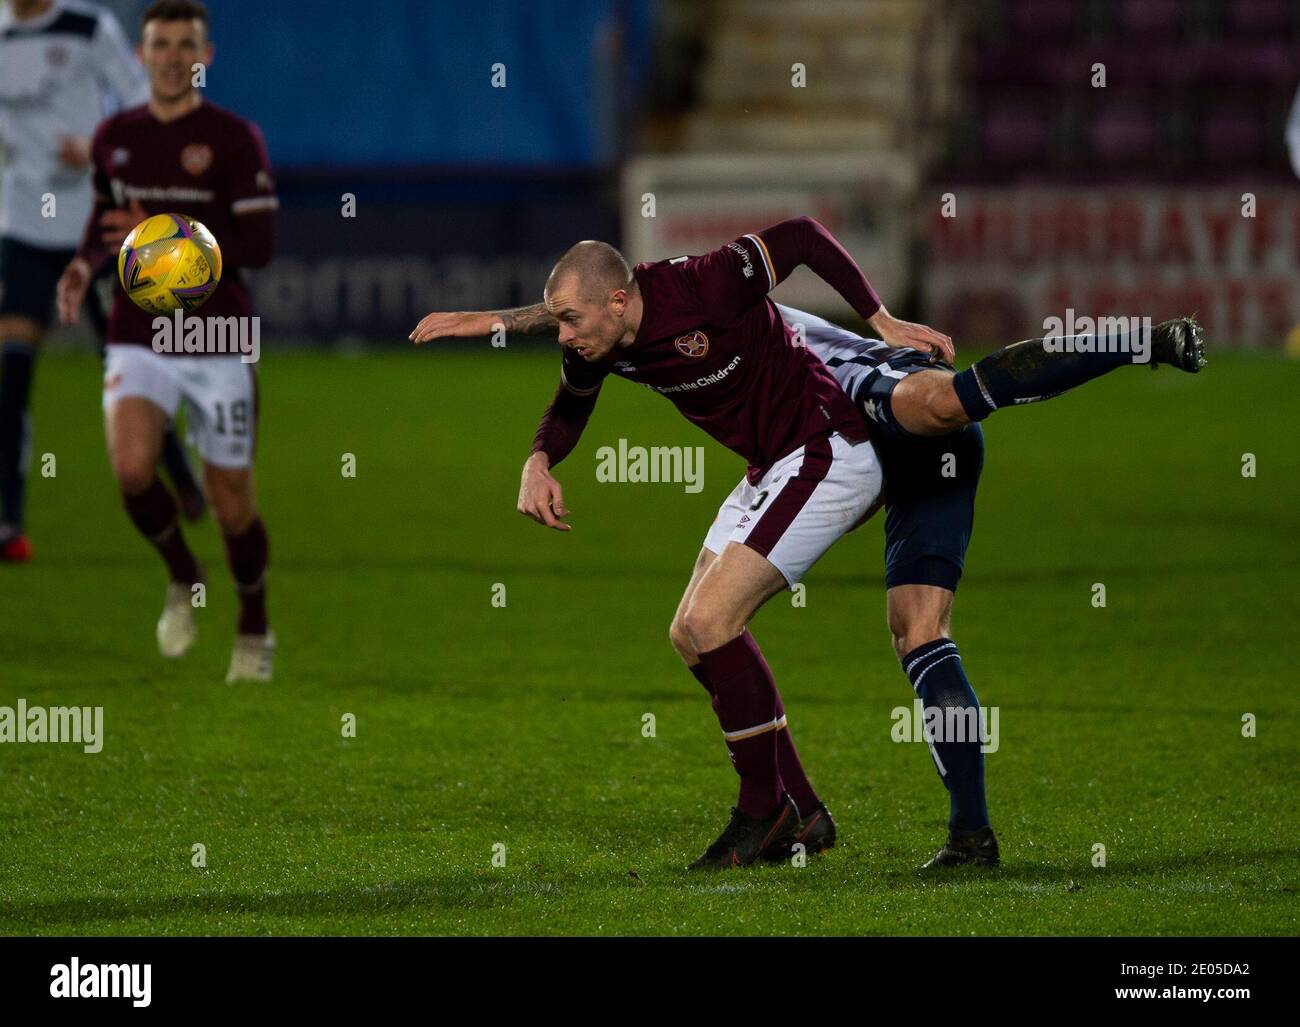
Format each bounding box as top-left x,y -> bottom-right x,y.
703,432 -> 883,587
102,344 -> 258,469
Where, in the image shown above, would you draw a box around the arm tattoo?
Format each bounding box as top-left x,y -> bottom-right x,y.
497,303 -> 558,336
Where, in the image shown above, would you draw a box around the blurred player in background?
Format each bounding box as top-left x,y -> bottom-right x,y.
55,0 -> 278,682
413,216 -> 1205,870
0,0 -> 203,562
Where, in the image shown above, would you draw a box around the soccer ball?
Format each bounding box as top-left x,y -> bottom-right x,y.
117,213 -> 223,314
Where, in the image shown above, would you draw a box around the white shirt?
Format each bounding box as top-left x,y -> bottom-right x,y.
0,0 -> 147,248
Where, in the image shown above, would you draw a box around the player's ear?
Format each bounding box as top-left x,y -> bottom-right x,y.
204,42 -> 215,67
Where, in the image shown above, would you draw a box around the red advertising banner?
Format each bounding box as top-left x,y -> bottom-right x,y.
924,189 -> 1300,349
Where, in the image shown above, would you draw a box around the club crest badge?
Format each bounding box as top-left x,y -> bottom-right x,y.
674,331 -> 709,358
180,144 -> 214,176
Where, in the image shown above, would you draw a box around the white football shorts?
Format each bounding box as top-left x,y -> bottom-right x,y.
102,344 -> 258,469
703,431 -> 883,587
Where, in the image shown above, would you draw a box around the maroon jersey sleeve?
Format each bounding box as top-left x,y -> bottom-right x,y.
221,122 -> 278,268
531,348 -> 610,466
76,120 -> 118,272
680,216 -> 883,327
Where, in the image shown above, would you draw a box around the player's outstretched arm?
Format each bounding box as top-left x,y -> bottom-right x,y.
754,216 -> 954,362
410,303 -> 558,344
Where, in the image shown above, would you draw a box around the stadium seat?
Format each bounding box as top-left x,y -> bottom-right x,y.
981,99 -> 1053,164
1222,0 -> 1296,37
1005,0 -> 1083,39
1200,103 -> 1266,163
1114,0 -> 1186,40
1087,97 -> 1159,164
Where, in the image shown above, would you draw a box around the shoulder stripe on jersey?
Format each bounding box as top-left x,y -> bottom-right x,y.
743,233 -> 776,289
232,196 -> 280,214
560,366 -> 601,396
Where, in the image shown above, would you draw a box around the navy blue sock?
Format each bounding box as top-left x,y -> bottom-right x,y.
901,638 -> 989,832
0,343 -> 36,530
952,328 -> 1143,421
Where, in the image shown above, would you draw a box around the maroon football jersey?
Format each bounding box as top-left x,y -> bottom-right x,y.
559,233 -> 870,482
79,99 -> 277,347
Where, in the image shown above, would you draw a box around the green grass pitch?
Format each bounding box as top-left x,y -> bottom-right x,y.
2,345 -> 1297,935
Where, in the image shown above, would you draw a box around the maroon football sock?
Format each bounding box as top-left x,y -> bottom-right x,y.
223,517 -> 269,635
775,723 -> 820,817
689,663 -> 712,693
123,478 -> 200,585
696,631 -> 786,818
691,656 -> 820,814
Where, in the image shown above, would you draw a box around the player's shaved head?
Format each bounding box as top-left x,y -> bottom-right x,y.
542,240 -> 641,361
545,241 -> 631,306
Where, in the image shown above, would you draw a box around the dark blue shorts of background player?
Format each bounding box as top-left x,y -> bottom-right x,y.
846,348 -> 984,594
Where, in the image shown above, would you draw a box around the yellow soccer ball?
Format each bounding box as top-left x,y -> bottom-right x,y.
117,213 -> 223,314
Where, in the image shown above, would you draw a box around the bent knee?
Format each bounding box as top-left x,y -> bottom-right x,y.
205,470 -> 255,533
888,614 -> 950,661
210,493 -> 254,534
922,379 -> 968,433
113,456 -> 156,496
668,616 -> 697,663
682,602 -> 742,654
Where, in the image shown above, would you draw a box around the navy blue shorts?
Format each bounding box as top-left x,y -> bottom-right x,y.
0,236 -> 76,327
855,351 -> 984,593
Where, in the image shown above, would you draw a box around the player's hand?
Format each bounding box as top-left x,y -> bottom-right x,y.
409,311 -> 497,344
56,258 -> 92,326
869,308 -> 955,364
57,136 -> 92,169
518,452 -> 571,531
99,199 -> 147,249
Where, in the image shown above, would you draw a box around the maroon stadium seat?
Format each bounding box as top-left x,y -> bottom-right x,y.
1201,103 -> 1265,163
1223,0 -> 1295,36
1088,98 -> 1158,163
1115,0 -> 1185,39
982,100 -> 1053,163
1006,0 -> 1083,38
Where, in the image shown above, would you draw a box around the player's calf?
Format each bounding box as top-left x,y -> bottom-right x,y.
890,370 -> 970,437
951,315 -> 1206,423
205,465 -> 270,639
889,585 -> 995,865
